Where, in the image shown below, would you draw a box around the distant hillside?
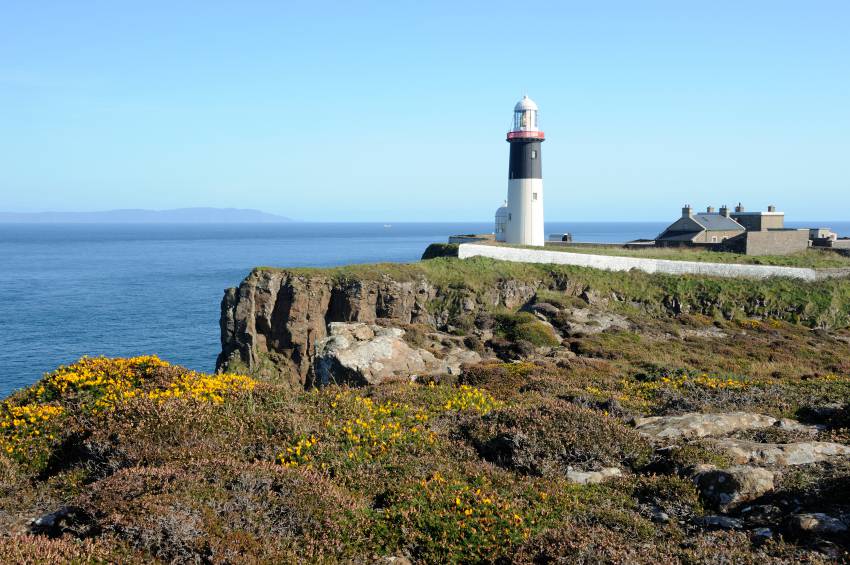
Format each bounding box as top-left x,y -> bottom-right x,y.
0,207 -> 292,223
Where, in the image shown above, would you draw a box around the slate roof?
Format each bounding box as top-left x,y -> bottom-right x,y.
691,213 -> 745,232
656,232 -> 702,242
655,213 -> 745,242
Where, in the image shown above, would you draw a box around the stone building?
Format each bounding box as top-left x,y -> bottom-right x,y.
656,204 -> 811,256
655,205 -> 745,246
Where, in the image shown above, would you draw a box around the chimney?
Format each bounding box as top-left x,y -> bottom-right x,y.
735,203 -> 745,213
706,206 -> 715,214
720,205 -> 730,217
767,205 -> 776,212
682,204 -> 693,218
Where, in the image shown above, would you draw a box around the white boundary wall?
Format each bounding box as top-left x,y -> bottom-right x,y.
457,243 -> 821,281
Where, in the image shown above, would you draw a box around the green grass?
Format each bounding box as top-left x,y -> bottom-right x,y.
501,242 -> 850,269
255,256 -> 850,328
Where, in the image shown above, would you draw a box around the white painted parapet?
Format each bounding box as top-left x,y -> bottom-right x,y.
457,243 -> 823,281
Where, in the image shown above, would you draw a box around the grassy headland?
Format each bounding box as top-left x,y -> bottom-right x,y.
260,256 -> 850,328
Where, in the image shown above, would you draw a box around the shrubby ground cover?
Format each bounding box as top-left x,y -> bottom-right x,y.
2,260 -> 850,563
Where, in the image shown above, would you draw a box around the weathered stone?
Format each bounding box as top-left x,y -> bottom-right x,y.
565,467 -> 622,485
314,323 -> 479,386
693,465 -> 774,510
580,289 -> 608,306
752,527 -> 774,544
651,510 -> 671,523
634,412 -> 777,440
773,418 -> 821,435
530,302 -> 560,317
679,326 -> 729,339
29,506 -> 93,537
559,307 -> 631,336
698,515 -> 743,530
374,557 -> 413,565
786,513 -> 848,535
710,438 -> 850,467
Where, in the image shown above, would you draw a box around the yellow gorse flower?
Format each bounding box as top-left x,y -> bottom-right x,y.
1,356 -> 256,460
442,385 -> 502,414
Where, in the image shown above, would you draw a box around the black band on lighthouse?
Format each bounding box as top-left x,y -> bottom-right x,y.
508,140 -> 542,180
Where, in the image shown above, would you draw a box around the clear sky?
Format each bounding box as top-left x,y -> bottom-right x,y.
1,1 -> 848,221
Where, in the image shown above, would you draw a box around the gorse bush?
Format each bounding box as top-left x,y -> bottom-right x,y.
0,356 -> 255,472
375,471 -> 561,563
276,384 -> 502,471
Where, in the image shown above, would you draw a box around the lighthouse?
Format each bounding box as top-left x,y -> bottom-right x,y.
502,95 -> 545,246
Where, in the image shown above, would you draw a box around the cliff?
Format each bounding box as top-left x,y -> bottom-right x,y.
216,264 -> 544,387
217,257 -> 850,388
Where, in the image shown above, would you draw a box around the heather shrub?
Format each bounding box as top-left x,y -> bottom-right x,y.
0,534 -> 140,564
652,441 -> 733,473
461,397 -> 653,475
620,474 -> 704,520
79,462 -> 369,563
458,361 -> 538,400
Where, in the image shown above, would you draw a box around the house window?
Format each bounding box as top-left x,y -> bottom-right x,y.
508,213 -> 512,221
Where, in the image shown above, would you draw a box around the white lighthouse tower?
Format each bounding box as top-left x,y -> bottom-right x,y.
502,95 -> 545,246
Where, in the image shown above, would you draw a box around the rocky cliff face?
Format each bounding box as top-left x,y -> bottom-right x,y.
217,261 -> 850,388
216,268 -> 543,388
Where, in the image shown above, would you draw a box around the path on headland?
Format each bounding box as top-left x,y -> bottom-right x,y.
457,243 -> 850,281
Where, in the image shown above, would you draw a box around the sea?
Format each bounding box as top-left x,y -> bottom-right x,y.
1,221 -> 846,398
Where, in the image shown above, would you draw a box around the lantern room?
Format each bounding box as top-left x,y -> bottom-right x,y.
512,95 -> 539,132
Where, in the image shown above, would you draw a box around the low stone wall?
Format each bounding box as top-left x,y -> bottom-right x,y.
457,243 -> 830,281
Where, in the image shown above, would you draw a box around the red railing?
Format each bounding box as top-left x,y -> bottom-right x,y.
506,130 -> 545,140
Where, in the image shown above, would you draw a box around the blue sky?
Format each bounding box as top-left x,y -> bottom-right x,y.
1,1 -> 848,221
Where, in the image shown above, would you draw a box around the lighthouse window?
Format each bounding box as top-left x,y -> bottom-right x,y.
533,192 -> 538,201
531,150 -> 537,159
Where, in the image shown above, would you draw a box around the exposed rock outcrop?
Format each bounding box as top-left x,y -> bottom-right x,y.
786,513 -> 848,536
634,412 -> 778,440
314,322 -> 480,386
692,465 -> 775,511
216,269 -> 540,388
565,466 -> 622,485
710,438 -> 850,467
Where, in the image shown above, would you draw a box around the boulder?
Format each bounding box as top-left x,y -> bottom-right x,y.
773,418 -> 821,435
710,438 -> 850,467
559,308 -> 631,336
529,302 -> 561,317
786,513 -> 848,536
634,412 -> 777,440
698,515 -> 743,530
314,323 -> 479,386
752,527 -> 774,544
693,465 -> 774,510
565,467 -> 622,485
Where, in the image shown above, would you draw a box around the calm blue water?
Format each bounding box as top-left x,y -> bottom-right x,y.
0,221 -> 846,398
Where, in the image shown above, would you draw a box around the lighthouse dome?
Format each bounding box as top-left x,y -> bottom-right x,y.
514,95 -> 538,112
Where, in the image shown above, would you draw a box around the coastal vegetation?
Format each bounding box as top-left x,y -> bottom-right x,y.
3,259 -> 850,563
260,256 -> 850,328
